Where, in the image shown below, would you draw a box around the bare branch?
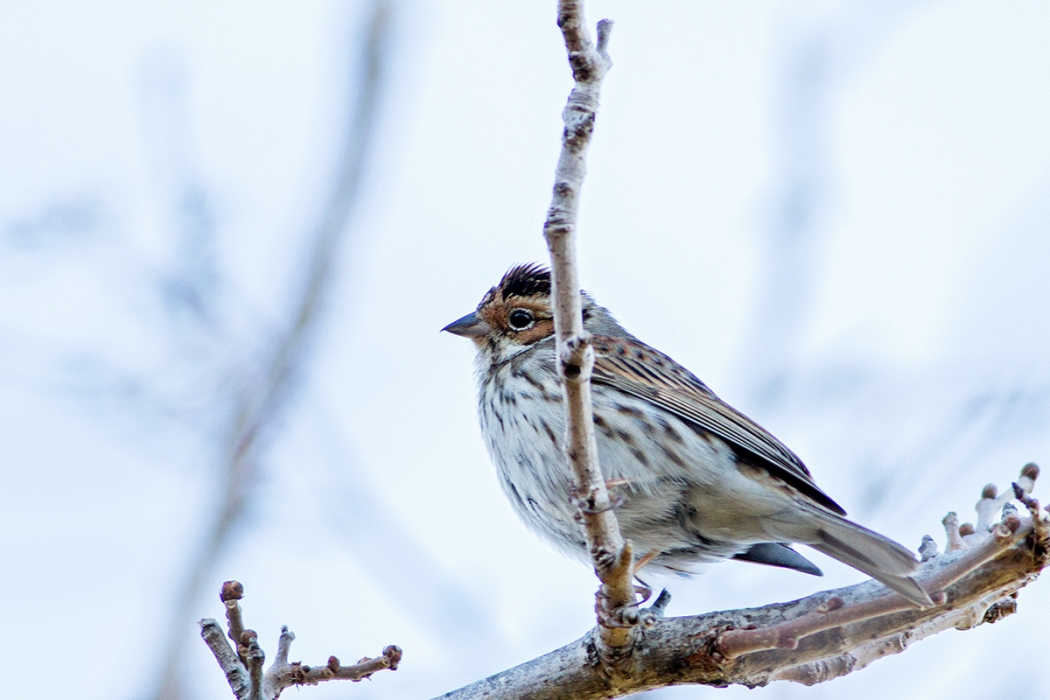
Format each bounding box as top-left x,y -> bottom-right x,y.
436,465 -> 1047,698
543,0 -> 638,653
273,626 -> 293,668
200,619 -> 250,700
221,580 -> 247,661
717,515 -> 1029,658
266,647 -> 402,692
200,581 -> 400,700
243,632 -> 265,700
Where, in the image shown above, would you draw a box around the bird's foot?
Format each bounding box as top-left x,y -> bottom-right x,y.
595,585 -> 642,629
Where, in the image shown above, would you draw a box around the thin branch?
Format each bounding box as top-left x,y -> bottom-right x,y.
274,626 -> 293,667
436,465 -> 1047,698
543,1 -> 637,653
200,581 -> 400,700
200,620 -> 250,700
222,580 -> 247,662
244,633 -> 265,700
153,3 -> 392,698
266,647 -> 402,691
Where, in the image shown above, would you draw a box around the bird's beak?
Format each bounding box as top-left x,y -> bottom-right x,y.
442,311 -> 491,338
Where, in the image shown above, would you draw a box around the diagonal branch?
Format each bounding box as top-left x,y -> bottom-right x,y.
542,1 -> 639,654
435,464 -> 1048,699
154,3 -> 393,698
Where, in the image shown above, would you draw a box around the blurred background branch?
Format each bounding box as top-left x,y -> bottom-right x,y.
152,3 -> 391,698
736,0 -> 934,407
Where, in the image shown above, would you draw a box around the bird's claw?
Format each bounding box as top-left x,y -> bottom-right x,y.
573,491 -> 625,516
594,586 -> 640,629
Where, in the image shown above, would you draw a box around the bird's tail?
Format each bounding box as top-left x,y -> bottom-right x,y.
783,505 -> 933,607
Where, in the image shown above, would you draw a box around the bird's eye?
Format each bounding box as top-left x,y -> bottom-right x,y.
507,308 -> 535,330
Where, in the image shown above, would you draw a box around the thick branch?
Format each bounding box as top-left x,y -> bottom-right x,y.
438,516 -> 1046,699
436,466 -> 1047,698
717,517 -> 1028,658
543,1 -> 635,652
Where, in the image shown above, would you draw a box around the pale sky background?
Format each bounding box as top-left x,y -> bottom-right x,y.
2,1 -> 1049,699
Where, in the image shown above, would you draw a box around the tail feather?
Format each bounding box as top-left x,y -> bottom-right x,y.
734,543 -> 824,577
813,520 -> 918,577
808,540 -> 933,607
779,506 -> 933,608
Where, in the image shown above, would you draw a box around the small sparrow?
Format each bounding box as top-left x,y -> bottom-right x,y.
444,264 -> 931,606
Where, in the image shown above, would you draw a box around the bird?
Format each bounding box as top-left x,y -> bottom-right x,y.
443,263 -> 932,607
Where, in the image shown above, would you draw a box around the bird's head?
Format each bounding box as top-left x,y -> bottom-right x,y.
442,263 -> 629,365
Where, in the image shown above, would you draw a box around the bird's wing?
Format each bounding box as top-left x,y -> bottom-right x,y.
591,335 -> 846,516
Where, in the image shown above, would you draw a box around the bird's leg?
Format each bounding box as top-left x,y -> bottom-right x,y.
633,550 -> 657,575
573,489 -> 625,515
633,578 -> 653,604
632,551 -> 657,603
593,543 -> 641,631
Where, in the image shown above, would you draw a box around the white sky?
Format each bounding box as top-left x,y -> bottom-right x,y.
1,1 -> 1048,699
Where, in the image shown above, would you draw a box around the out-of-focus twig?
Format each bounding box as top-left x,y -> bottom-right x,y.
154,3 -> 392,698
308,403 -> 502,652
738,1 -> 934,407
138,48 -> 220,324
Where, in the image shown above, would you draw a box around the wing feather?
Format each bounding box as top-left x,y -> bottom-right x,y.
591,336 -> 846,515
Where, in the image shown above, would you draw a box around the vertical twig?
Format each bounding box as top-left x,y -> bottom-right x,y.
543,1 -> 636,651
